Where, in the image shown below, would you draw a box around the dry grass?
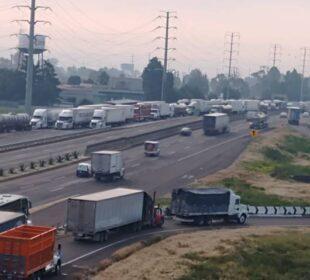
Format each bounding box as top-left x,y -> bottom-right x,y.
199,126 -> 310,200
92,227 -> 310,280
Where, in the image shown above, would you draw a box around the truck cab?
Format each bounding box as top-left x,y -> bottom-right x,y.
144,141 -> 160,157
90,109 -> 106,129
31,109 -> 47,129
55,110 -> 73,129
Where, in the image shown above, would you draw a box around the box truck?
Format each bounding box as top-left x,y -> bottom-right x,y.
149,101 -> 172,119
288,107 -> 301,126
0,211 -> 27,233
55,108 -> 94,129
203,113 -> 230,135
66,188 -> 165,242
31,108 -> 63,129
90,107 -> 126,128
0,225 -> 62,279
170,188 -> 248,225
91,151 -> 125,181
115,104 -> 135,122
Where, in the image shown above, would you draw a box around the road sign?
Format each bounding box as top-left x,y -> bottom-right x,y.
251,130 -> 257,137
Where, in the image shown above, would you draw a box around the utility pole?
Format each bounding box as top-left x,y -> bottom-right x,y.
25,0 -> 36,115
270,44 -> 281,68
156,11 -> 177,101
13,1 -> 50,114
224,32 -> 240,78
300,47 -> 309,102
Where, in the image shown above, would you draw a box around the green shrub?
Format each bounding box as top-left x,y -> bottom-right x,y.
56,156 -> 63,163
19,164 -> 25,172
48,158 -> 54,165
9,168 -> 15,174
65,153 -> 71,161
271,164 -> 310,180
72,151 -> 79,159
243,160 -> 277,174
39,160 -> 46,167
30,162 -> 36,169
280,135 -> 310,155
0,169 -> 3,176
262,147 -> 291,162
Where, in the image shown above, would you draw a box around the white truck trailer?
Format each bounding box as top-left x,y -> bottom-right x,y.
90,107 -> 126,128
91,151 -> 125,181
171,188 -> 248,225
115,105 -> 135,122
141,101 -> 171,119
244,100 -> 260,112
187,99 -> 211,115
203,113 -> 230,135
226,100 -> 245,114
66,188 -> 165,241
55,108 -> 94,129
31,108 -> 64,129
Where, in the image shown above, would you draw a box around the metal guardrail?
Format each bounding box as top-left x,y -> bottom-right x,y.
247,205 -> 310,217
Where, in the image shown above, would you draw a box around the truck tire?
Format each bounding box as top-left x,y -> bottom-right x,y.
238,214 -> 247,225
194,217 -> 205,226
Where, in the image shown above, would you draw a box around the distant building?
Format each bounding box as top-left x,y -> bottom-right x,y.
121,63 -> 134,76
59,77 -> 144,106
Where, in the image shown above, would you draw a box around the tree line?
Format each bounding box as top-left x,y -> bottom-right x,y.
142,57 -> 310,102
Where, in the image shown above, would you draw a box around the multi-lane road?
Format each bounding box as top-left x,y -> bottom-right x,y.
0,115 -> 309,278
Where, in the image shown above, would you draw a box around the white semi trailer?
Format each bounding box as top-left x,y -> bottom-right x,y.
90,107 -> 126,128
55,108 -> 94,129
203,113 -> 230,135
31,108 -> 63,129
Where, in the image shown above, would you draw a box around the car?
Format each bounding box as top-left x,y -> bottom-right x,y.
180,127 -> 192,136
76,162 -> 92,177
302,112 -> 310,118
280,112 -> 288,118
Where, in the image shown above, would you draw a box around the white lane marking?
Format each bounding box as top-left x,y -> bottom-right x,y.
185,146 -> 191,150
131,163 -> 141,168
177,134 -> 248,163
63,228 -> 195,267
50,187 -> 64,192
168,151 -> 176,155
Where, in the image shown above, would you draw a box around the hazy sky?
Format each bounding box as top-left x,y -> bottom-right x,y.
1,0 -> 310,77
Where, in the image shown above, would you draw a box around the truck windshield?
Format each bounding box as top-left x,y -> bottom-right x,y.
92,116 -> 102,120
33,115 -> 42,119
59,117 -> 73,122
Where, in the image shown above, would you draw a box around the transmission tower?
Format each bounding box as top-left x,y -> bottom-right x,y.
156,11 -> 177,101
13,0 -> 50,114
224,32 -> 240,78
270,44 -> 281,68
300,47 -> 310,102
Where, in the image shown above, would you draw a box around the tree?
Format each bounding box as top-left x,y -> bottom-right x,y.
78,99 -> 93,106
33,61 -> 61,106
283,69 -> 301,101
142,57 -> 163,101
177,85 -> 205,100
183,69 -> 209,97
0,69 -> 25,102
67,75 -> 81,85
210,74 -> 228,98
97,70 -> 109,85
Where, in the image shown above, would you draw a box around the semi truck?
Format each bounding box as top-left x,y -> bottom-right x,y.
91,151 -> 125,181
0,114 -> 31,133
148,101 -> 172,119
90,107 -> 126,128
203,113 -> 230,135
0,194 -> 32,217
66,188 -> 165,242
170,187 -> 248,225
30,108 -> 63,129
288,107 -> 301,126
225,100 -> 245,114
249,112 -> 268,130
0,211 -> 27,233
170,103 -> 187,117
187,99 -> 211,115
0,225 -> 62,279
55,108 -> 94,129
115,104 -> 135,121
134,103 -> 152,121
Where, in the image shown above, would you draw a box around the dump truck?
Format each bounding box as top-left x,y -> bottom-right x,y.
203,113 -> 230,135
0,211 -> 27,233
171,188 -> 248,225
67,188 -> 165,242
91,151 -> 125,181
0,225 -> 62,279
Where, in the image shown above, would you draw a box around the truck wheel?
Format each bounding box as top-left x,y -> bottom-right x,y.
195,217 -> 205,226
238,214 -> 247,225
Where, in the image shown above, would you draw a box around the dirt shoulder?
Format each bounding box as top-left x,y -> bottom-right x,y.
92,226 -> 310,280
199,125 -> 310,201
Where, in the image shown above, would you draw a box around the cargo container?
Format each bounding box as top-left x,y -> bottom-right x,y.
134,103 -> 152,121
55,108 -> 94,129
203,113 -> 230,135
0,225 -> 61,279
66,188 -> 164,241
91,151 -> 125,181
31,108 -> 64,129
0,211 -> 26,233
171,188 -> 248,225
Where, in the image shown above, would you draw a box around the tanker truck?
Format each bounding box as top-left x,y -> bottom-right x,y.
0,113 -> 31,133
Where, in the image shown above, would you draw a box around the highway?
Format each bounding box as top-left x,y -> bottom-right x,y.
0,115 -> 308,278
0,116 -> 199,168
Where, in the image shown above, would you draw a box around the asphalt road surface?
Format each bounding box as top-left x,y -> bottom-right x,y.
0,116 -> 199,169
